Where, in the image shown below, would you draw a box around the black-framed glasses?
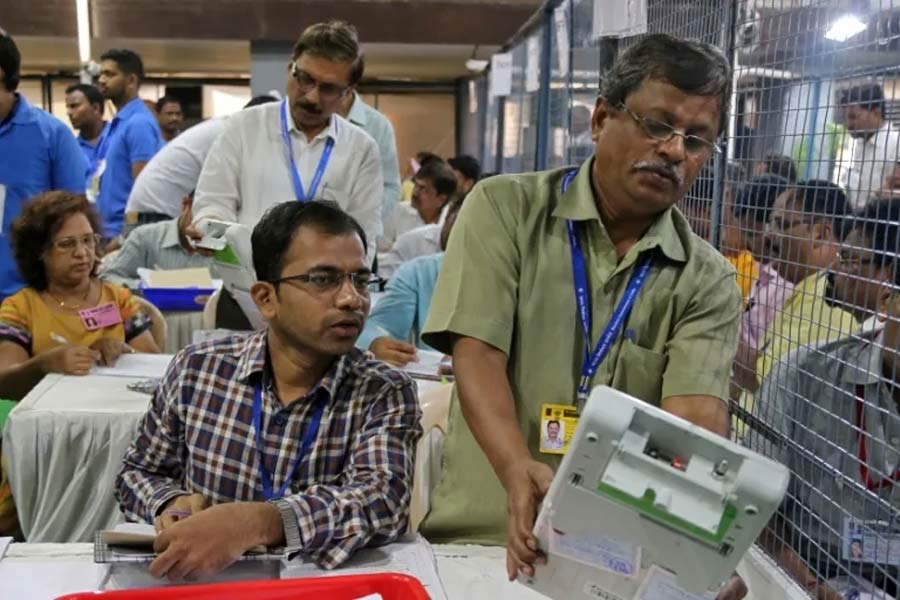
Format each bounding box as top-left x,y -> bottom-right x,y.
271,270 -> 382,295
289,62 -> 349,102
49,233 -> 101,254
616,103 -> 721,155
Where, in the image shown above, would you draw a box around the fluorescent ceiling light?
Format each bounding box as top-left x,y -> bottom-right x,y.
76,0 -> 91,63
465,59 -> 489,73
825,14 -> 867,42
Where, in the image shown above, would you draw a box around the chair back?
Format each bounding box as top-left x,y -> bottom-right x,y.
409,383 -> 453,533
133,296 -> 168,350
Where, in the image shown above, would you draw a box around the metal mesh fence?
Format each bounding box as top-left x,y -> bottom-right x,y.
467,0 -> 900,596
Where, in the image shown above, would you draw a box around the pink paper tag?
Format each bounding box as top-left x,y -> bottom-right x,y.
79,302 -> 123,331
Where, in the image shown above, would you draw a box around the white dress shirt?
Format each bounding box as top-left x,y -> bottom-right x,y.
380,203 -> 425,252
126,117 -> 227,217
346,93 -> 401,221
844,122 -> 900,211
377,223 -> 442,279
192,101 -> 383,261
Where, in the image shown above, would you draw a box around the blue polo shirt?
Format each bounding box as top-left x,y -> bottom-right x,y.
96,98 -> 162,237
76,122 -> 108,182
0,94 -> 87,299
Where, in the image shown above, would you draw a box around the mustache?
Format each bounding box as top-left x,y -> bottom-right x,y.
633,160 -> 684,185
296,101 -> 323,115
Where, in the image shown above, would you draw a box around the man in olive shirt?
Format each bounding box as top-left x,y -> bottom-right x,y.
420,35 -> 745,597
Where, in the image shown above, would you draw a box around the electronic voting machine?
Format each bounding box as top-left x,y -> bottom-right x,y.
519,386 -> 790,599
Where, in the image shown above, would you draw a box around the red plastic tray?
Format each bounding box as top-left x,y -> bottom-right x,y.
56,573 -> 430,600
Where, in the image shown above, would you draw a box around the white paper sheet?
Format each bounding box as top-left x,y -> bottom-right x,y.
282,535 -> 447,600
592,0 -> 647,38
0,537 -> 11,561
634,566 -> 717,600
403,349 -> 448,379
526,35 -> 541,92
489,53 -> 513,97
91,353 -> 175,378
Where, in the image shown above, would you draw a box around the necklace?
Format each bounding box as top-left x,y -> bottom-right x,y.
46,281 -> 93,310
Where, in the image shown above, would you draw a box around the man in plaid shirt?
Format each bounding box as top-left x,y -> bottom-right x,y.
115,201 -> 422,578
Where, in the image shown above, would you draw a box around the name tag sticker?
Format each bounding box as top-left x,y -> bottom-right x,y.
540,403 -> 579,455
635,565 -> 716,600
549,528 -> 640,579
79,302 -> 122,331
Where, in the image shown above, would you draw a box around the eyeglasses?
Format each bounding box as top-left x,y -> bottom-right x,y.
616,103 -> 720,155
289,62 -> 349,103
836,253 -> 880,271
272,270 -> 382,295
50,233 -> 101,254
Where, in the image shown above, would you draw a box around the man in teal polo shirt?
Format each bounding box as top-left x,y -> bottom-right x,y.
0,31 -> 87,300
95,48 -> 163,243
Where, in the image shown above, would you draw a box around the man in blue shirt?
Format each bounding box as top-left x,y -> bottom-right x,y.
0,31 -> 87,300
356,197 -> 462,365
95,48 -> 163,243
65,83 -> 107,181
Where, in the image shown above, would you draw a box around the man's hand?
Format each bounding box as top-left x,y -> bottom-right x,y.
716,574 -> 748,600
182,223 -> 216,257
90,338 -> 133,367
150,502 -> 283,580
154,493 -> 209,533
369,337 -> 417,367
39,345 -> 101,376
500,458 -> 554,580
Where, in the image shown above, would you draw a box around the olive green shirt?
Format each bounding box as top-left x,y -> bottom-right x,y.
420,160 -> 742,544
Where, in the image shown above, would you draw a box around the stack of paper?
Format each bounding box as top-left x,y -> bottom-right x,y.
137,267 -> 220,289
403,349 -> 452,381
91,353 -> 175,379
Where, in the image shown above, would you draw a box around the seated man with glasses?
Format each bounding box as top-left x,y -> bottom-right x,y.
116,201 -> 422,578
191,20 -> 383,265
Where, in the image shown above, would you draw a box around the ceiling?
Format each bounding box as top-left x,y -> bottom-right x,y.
5,0 -> 540,81
15,36 -> 500,81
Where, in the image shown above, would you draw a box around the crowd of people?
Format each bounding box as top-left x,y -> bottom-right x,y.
1,17 -> 900,599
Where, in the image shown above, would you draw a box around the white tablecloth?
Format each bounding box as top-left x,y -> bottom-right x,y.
161,311 -> 205,354
4,374 -> 447,543
0,542 -> 545,600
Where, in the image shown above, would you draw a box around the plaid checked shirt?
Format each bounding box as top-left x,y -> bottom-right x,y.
115,330 -> 422,568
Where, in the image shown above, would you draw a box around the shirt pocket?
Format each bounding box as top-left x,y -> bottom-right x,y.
610,339 -> 668,405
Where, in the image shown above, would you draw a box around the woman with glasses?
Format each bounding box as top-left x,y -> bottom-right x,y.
0,191 -> 159,401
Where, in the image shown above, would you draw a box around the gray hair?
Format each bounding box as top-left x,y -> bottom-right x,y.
600,34 -> 732,136
292,20 -> 365,85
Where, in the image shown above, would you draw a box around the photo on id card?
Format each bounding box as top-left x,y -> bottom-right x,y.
843,517 -> 900,565
540,403 -> 578,454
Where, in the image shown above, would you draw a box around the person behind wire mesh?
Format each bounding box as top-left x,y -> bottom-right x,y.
752,199 -> 900,596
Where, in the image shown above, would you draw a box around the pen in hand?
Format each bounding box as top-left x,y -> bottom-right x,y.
50,332 -> 70,345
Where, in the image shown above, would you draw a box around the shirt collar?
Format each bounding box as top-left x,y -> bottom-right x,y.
234,329 -> 355,401
551,159 -> 687,263
346,92 -> 368,127
114,97 -> 145,121
285,100 -> 339,142
7,93 -> 36,125
842,329 -> 887,385
160,219 -> 183,249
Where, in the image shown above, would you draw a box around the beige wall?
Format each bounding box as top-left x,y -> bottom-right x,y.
366,93 -> 456,178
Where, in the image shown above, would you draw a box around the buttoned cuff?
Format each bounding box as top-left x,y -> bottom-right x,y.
148,488 -> 190,521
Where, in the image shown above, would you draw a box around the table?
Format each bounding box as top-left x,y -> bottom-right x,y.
4,374 -> 447,543
0,541 -> 807,600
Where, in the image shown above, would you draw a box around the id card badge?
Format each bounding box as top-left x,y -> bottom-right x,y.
87,159 -> 106,204
79,302 -> 123,331
842,516 -> 900,564
540,403 -> 579,455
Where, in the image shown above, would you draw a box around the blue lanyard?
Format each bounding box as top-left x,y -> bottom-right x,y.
251,383 -> 327,501
280,99 -> 335,202
561,170 -> 653,406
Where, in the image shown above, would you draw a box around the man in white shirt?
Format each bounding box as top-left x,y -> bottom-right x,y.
377,224 -> 441,279
191,20 -> 383,262
125,95 -> 279,232
380,158 -> 456,251
839,83 -> 900,211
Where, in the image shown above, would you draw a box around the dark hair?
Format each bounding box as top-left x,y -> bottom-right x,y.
761,153 -> 797,183
65,83 -> 105,115
839,83 -> 885,117
547,420 -> 560,429
854,199 -> 900,286
244,94 -> 279,109
11,192 -> 103,290
99,49 -> 145,83
733,174 -> 790,224
415,159 -> 458,198
0,29 -> 21,92
292,21 -> 364,86
792,180 -> 852,241
416,152 -> 441,167
252,201 -> 368,283
600,34 -> 732,135
155,95 -> 182,113
448,155 -> 482,183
